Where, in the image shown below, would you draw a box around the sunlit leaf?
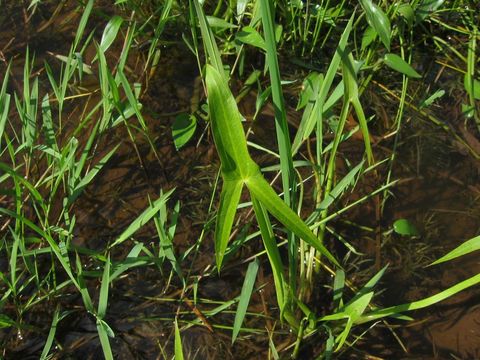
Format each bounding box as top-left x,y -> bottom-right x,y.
232,258 -> 259,343
235,26 -> 267,50
100,16 -> 123,54
172,113 -> 197,150
384,53 -> 421,78
359,0 -> 391,50
393,219 -> 419,236
431,235 -> 480,265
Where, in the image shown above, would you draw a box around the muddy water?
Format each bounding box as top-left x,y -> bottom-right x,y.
1,2 -> 480,359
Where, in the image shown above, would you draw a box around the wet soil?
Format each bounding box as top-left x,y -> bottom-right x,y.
1,2 -> 480,360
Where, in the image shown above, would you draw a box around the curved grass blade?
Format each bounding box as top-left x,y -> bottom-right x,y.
430,235 -> 480,266
357,272 -> 480,324
232,258 -> 259,343
109,189 -> 175,248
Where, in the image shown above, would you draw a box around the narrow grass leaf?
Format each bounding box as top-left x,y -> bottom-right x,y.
174,320 -> 185,360
246,174 -> 340,267
358,272 -> 480,324
96,319 -> 114,360
232,258 -> 259,343
74,0 -> 94,50
359,0 -> 391,50
384,53 -> 421,78
251,197 -> 286,313
97,254 -> 111,319
193,0 -> 224,77
430,235 -> 480,266
215,180 -> 244,269
110,189 -> 174,248
68,145 -> 119,206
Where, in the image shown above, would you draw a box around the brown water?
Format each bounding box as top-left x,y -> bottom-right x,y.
1,2 -> 480,359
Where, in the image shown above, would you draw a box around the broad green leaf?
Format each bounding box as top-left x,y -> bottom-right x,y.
236,0 -> 248,20
361,26 -> 377,51
235,26 -> 266,50
232,258 -> 259,343
100,16 -> 123,54
430,235 -> 480,265
207,16 -> 238,29
172,113 -> 197,150
359,0 -> 391,51
397,3 -> 414,27
393,219 -> 419,236
205,65 -> 258,179
174,320 -> 185,360
415,0 -> 445,21
384,53 -> 421,78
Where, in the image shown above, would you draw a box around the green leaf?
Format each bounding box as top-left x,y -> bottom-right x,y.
174,320 -> 185,360
393,219 -> 419,236
0,314 -> 15,329
246,174 -> 340,267
430,235 -> 480,266
397,3 -> 414,27
207,16 -> 238,29
110,189 -> 175,248
464,74 -> 480,100
361,26 -> 377,51
215,180 -> 244,269
384,53 -> 421,78
100,16 -> 123,54
96,319 -> 114,360
235,26 -> 267,50
172,113 -> 197,150
232,258 -> 259,343
97,254 -> 111,319
359,0 -> 391,50
419,89 -> 445,108
415,0 -> 445,21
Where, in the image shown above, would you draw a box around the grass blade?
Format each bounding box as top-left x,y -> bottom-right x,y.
215,179 -> 244,269
110,189 -> 175,248
430,235 -> 480,266
246,173 -> 340,267
174,319 -> 185,360
232,258 -> 259,343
